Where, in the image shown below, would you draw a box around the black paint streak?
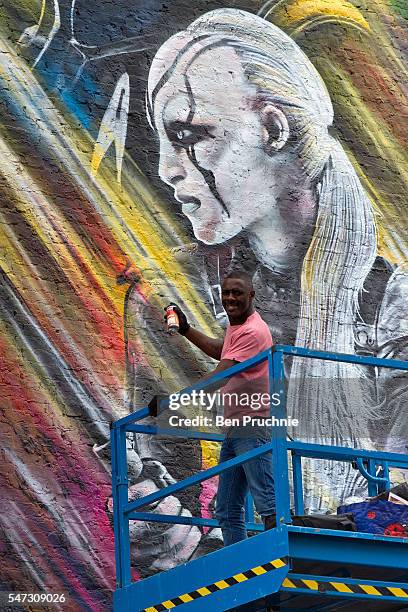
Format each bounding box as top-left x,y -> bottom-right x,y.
184,73 -> 196,124
149,37 -> 238,128
148,34 -> 211,128
187,146 -> 230,217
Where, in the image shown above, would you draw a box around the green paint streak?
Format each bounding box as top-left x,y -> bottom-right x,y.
390,0 -> 408,20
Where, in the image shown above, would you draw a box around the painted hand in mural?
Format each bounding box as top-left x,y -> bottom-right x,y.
106,458 -> 204,575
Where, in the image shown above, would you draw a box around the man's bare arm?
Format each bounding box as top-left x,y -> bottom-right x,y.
198,358 -> 236,391
184,327 -> 224,360
148,359 -> 237,416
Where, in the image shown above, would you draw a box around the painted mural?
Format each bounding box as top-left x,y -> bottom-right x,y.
0,0 -> 407,608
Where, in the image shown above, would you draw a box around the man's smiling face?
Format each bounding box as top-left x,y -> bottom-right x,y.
221,277 -> 254,324
149,39 -> 277,245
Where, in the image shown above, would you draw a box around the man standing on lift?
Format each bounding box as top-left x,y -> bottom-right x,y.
149,270 -> 276,545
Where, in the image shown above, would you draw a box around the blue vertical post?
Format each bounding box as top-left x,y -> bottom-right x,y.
292,452 -> 304,515
379,461 -> 390,493
367,458 -> 378,497
111,425 -> 122,588
111,424 -> 131,588
269,348 -> 291,524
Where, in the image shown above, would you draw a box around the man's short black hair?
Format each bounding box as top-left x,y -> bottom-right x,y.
222,270 -> 254,291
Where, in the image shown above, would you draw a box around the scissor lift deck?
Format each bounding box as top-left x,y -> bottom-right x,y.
111,346 -> 408,611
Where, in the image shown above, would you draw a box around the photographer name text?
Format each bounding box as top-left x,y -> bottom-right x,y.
168,415 -> 299,427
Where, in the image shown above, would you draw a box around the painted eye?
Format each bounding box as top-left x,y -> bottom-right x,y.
177,129 -> 192,142
166,122 -> 214,148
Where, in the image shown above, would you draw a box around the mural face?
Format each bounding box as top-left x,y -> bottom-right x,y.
149,34 -> 318,273
0,0 -> 407,607
150,43 -> 305,256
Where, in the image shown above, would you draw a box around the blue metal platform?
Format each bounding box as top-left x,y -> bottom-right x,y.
111,346 -> 408,611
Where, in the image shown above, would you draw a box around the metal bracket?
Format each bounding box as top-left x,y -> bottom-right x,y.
355,457 -> 388,485
116,475 -> 128,485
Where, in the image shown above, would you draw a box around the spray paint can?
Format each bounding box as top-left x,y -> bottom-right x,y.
166,305 -> 179,335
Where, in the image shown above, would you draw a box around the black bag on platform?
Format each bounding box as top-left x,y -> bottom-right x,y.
292,513 -> 357,531
375,482 -> 408,502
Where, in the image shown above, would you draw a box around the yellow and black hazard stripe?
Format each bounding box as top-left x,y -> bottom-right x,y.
282,577 -> 408,599
143,557 -> 288,612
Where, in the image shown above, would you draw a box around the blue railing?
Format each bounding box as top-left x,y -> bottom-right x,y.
111,345 -> 408,589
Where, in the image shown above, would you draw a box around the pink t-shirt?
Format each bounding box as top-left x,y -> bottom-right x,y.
220,311 -> 273,420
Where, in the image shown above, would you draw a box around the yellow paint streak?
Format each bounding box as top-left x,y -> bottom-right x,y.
201,440 -> 221,468
38,0 -> 46,23
335,74 -> 408,263
91,118 -> 119,176
342,144 -> 406,265
145,607 -> 158,612
0,136 -> 125,318
162,601 -> 176,609
330,582 -> 353,593
301,62 -> 408,291
91,142 -> 106,176
0,222 -> 168,414
340,79 -> 408,188
364,0 -> 408,81
286,0 -> 370,30
359,584 -> 381,596
282,578 -> 296,588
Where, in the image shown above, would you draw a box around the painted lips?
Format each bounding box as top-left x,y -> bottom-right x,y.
182,201 -> 201,214
176,193 -> 201,215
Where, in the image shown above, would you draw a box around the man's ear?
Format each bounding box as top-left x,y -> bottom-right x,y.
261,105 -> 290,152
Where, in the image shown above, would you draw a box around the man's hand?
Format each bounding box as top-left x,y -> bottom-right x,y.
164,303 -> 190,335
164,303 -> 224,359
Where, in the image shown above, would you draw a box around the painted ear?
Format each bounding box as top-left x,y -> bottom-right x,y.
261,105 -> 290,152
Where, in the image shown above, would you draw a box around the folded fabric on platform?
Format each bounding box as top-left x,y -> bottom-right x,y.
337,499 -> 408,537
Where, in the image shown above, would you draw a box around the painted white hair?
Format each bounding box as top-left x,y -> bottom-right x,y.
152,9 -> 378,510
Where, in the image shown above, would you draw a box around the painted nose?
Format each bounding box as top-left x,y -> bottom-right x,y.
158,145 -> 185,186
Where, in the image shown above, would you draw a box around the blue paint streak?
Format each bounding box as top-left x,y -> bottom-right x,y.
37,61 -> 103,131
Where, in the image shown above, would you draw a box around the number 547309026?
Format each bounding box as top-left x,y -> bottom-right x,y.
8,593 -> 66,604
